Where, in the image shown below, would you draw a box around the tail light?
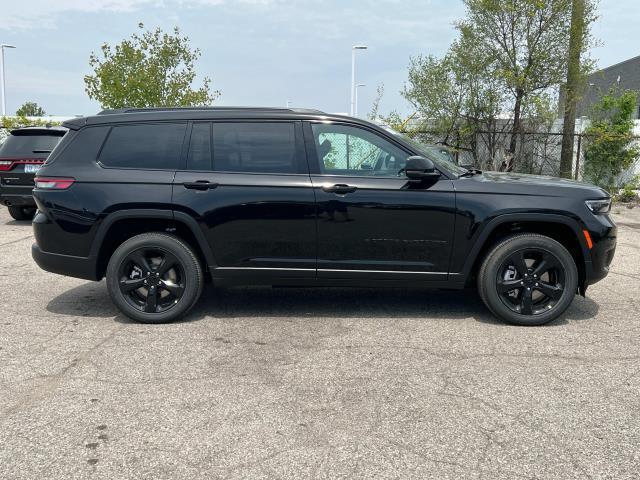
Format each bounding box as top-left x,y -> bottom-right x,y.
0,159 -> 45,171
34,177 -> 75,190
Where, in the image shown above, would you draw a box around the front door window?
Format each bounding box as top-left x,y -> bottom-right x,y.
311,123 -> 410,177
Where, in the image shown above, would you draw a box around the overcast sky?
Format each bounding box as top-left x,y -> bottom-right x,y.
0,0 -> 638,117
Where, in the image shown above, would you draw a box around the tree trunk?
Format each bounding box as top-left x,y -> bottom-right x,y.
559,0 -> 586,178
509,88 -> 524,157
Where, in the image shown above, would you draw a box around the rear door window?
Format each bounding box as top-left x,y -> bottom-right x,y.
211,122 -> 298,174
99,123 -> 186,170
187,123 -> 212,171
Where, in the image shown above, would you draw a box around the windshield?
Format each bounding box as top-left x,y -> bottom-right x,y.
382,126 -> 469,176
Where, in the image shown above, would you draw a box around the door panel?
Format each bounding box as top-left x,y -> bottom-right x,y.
173,172 -> 317,276
312,175 -> 456,280
306,121 -> 456,281
173,121 -> 316,279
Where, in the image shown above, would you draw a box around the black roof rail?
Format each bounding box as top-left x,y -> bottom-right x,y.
96,106 -> 326,115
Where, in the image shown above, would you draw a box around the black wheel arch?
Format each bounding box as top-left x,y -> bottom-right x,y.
91,209 -> 214,280
459,213 -> 590,293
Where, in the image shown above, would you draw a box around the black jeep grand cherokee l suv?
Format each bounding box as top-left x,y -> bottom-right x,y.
31,107 -> 616,325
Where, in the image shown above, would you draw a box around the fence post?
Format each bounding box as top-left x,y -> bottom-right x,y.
574,133 -> 582,180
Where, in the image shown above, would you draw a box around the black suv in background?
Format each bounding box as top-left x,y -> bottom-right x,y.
31,107 -> 616,325
0,126 -> 67,220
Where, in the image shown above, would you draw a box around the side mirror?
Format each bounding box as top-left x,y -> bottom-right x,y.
404,156 -> 440,182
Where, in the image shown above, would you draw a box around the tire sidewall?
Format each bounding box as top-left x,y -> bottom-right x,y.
7,206 -> 30,221
106,234 -> 203,323
479,235 -> 578,326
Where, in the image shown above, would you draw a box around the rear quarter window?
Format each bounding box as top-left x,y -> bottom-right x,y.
99,123 -> 187,170
45,126 -> 108,165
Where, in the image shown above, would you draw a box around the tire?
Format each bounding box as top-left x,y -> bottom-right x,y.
106,233 -> 203,323
8,206 -> 34,221
478,234 -> 578,326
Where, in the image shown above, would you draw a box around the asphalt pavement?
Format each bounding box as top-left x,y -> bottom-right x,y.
0,205 -> 639,479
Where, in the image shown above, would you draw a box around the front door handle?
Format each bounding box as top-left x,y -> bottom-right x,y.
183,180 -> 219,191
322,184 -> 357,194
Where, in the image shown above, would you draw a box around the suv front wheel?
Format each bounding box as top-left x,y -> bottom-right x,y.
106,233 -> 203,323
478,234 -> 578,326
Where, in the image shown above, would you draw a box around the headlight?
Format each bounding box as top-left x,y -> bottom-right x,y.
585,198 -> 611,214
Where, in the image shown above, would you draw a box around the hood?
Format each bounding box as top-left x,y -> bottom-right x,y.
465,170 -> 610,198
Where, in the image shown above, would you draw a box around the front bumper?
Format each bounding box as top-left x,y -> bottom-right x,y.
584,219 -> 617,286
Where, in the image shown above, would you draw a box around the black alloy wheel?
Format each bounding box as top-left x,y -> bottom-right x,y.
478,234 -> 578,326
118,247 -> 186,314
106,233 -> 203,323
496,248 -> 565,316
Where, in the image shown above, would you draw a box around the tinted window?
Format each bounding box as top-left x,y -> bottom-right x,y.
212,122 -> 297,174
100,123 -> 186,170
311,123 -> 410,177
188,123 -> 212,170
0,133 -> 63,158
46,127 -> 109,165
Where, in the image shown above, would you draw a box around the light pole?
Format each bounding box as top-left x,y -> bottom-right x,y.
355,83 -> 365,117
1,44 -> 16,116
350,45 -> 367,116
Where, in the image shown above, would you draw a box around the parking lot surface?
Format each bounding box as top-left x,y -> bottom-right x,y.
0,206 -> 639,479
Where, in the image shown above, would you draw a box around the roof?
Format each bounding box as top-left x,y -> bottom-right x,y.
97,106 -> 326,115
593,54 -> 640,75
557,54 -> 640,117
62,106 -> 361,130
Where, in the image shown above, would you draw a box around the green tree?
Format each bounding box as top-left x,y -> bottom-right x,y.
84,23 -> 219,109
402,36 -> 507,168
457,0 -> 596,155
583,89 -> 639,192
15,101 -> 46,117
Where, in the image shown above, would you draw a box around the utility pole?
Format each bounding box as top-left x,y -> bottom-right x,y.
350,45 -> 367,116
0,44 -> 17,116
355,83 -> 365,117
559,0 -> 586,178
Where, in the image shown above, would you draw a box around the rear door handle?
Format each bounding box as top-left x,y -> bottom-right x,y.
322,184 -> 357,194
183,180 -> 218,191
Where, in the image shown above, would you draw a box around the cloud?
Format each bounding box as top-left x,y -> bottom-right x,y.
0,0 -> 278,30
0,0 -> 279,30
0,0 -> 162,29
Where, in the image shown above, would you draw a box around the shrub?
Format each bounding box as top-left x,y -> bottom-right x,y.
582,89 -> 640,192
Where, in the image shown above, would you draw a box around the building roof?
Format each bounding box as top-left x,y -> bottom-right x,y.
558,54 -> 640,117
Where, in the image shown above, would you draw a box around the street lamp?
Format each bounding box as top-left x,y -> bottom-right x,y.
355,83 -> 365,117
1,44 -> 16,116
350,45 -> 367,116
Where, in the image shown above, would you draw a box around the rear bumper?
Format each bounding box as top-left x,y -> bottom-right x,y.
32,244 -> 100,281
0,191 -> 36,207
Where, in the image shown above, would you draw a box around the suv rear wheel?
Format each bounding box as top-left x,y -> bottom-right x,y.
478,234 -> 578,326
8,206 -> 36,221
106,233 -> 203,323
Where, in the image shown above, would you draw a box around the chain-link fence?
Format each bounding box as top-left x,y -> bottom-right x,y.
411,128 -> 640,187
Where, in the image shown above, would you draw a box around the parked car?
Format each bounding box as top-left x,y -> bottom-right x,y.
0,126 -> 67,220
31,107 -> 616,325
